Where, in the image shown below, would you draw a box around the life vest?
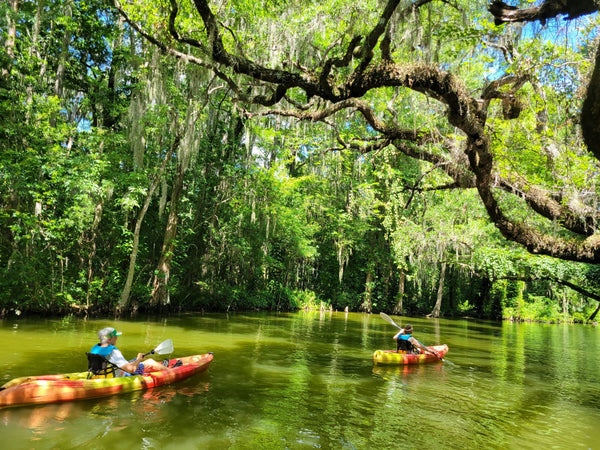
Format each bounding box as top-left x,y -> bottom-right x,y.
396,334 -> 416,353
90,344 -> 116,357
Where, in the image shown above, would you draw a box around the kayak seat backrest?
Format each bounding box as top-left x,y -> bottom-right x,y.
86,352 -> 118,379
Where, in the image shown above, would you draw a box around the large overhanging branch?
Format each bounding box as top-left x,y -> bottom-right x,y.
253,94 -> 598,237
191,0 -> 321,103
489,0 -> 598,25
369,68 -> 600,262
245,73 -> 598,239
191,0 -> 445,104
116,0 -> 600,262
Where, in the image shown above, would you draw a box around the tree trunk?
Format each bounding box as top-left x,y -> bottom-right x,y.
24,0 -> 46,121
103,14 -> 125,128
150,155 -> 186,307
120,135 -> 180,309
430,261 -> 446,318
86,200 -> 104,308
590,302 -> 600,322
2,0 -> 18,81
54,1 -> 72,101
361,269 -> 373,313
262,215 -> 270,281
581,40 -> 600,160
392,269 -> 405,314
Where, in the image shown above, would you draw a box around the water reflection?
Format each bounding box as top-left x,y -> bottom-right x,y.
371,362 -> 445,381
1,313 -> 599,449
0,401 -> 76,431
0,381 -> 211,440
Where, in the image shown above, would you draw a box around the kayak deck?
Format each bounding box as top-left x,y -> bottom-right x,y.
0,353 -> 213,408
372,345 -> 448,365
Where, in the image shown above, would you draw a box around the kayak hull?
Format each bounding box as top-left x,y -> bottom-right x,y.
0,353 -> 213,408
372,345 -> 448,365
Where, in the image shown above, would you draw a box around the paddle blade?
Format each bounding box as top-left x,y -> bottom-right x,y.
153,339 -> 174,355
379,312 -> 401,329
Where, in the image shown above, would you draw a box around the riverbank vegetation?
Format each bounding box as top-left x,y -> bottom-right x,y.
1,1 -> 600,323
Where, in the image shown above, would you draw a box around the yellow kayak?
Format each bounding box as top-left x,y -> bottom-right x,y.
373,345 -> 448,365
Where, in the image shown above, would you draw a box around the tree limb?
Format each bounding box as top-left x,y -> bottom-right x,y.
116,0 -> 600,262
488,0 -> 598,25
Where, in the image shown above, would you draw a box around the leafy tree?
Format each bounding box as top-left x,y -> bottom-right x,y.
3,0 -> 600,319
106,0 -> 600,317
112,0 -> 600,262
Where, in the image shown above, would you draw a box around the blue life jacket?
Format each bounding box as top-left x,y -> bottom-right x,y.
396,334 -> 416,352
90,344 -> 116,357
89,344 -> 142,377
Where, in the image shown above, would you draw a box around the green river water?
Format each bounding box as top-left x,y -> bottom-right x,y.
1,311 -> 599,449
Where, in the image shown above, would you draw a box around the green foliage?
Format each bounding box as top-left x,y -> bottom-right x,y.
511,295 -> 563,323
0,0 -> 598,325
487,280 -> 506,318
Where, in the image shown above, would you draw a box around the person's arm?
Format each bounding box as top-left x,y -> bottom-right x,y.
393,329 -> 405,340
409,337 -> 438,356
119,352 -> 145,374
109,349 -> 144,374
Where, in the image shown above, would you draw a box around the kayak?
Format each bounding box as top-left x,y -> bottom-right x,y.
372,345 -> 448,365
0,353 -> 213,408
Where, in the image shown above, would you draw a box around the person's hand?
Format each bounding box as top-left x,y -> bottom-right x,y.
136,352 -> 145,361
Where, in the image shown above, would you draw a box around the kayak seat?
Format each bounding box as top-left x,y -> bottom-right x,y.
86,353 -> 118,379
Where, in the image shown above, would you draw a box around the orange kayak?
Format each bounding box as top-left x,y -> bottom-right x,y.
0,353 -> 213,408
372,345 -> 448,365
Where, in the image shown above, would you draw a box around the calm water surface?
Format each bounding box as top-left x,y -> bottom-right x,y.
1,311 -> 599,449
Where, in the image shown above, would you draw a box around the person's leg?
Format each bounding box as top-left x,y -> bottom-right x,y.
143,358 -> 169,372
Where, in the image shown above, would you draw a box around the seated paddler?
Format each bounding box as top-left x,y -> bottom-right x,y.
393,323 -> 439,358
90,327 -> 168,377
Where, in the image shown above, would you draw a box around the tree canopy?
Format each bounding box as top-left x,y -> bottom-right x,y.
2,0 -> 600,320
114,0 -> 600,262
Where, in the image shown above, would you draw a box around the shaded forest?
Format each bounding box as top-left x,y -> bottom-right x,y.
1,0 -> 600,322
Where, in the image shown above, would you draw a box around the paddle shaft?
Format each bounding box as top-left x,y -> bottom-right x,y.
379,312 -> 402,330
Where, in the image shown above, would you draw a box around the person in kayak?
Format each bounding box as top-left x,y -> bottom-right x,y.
90,327 -> 168,377
394,324 -> 440,358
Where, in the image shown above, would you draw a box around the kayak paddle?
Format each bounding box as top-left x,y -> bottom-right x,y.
380,312 -> 403,330
379,312 -> 446,362
143,339 -> 174,358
